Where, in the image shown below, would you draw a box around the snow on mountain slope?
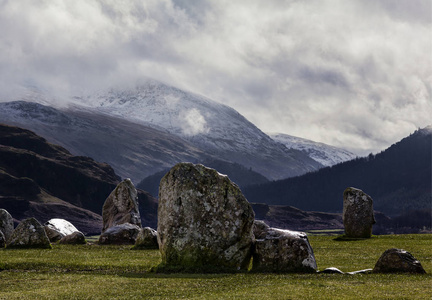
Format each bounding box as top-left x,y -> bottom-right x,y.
268,133 -> 357,166
69,79 -> 322,180
0,101 -> 208,183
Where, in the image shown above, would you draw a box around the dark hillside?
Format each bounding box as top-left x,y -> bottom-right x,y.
0,124 -> 158,232
244,126 -> 431,219
138,159 -> 269,197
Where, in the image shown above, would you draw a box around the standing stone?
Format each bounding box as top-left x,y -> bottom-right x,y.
343,187 -> 375,238
0,231 -> 5,248
0,209 -> 14,242
7,218 -> 51,249
133,227 -> 159,249
252,226 -> 317,273
102,178 -> 141,233
44,218 -> 79,242
158,163 -> 255,272
373,248 -> 426,274
98,223 -> 141,245
59,231 -> 87,245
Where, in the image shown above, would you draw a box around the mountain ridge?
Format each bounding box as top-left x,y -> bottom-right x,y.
268,132 -> 357,166
244,126 -> 432,222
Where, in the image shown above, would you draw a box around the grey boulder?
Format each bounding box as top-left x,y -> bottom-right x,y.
157,163 -> 255,272
133,227 -> 158,249
98,223 -> 140,245
252,226 -> 317,273
59,231 -> 86,245
0,209 -> 14,242
44,218 -> 79,242
343,187 -> 375,238
373,248 -> 426,274
7,218 -> 51,249
102,178 -> 141,233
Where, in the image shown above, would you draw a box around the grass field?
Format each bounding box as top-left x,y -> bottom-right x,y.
0,234 -> 431,299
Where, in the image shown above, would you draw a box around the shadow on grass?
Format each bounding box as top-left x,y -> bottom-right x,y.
333,235 -> 378,241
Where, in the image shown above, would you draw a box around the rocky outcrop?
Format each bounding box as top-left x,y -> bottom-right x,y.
133,227 -> 158,249
0,209 -> 14,242
343,187 -> 375,238
102,179 -> 141,233
44,218 -> 79,242
59,231 -> 86,245
6,218 -> 51,249
373,248 -> 426,274
252,225 -> 317,273
157,163 -> 255,272
98,223 -> 141,245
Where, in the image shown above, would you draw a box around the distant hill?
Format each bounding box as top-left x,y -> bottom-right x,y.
268,133 -> 357,166
0,124 -> 158,233
244,126 -> 432,221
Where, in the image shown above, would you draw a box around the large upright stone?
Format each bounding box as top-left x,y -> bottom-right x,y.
343,187 -> 376,238
0,231 -> 5,248
44,218 -> 79,242
7,218 -> 51,249
0,209 -> 14,242
252,224 -> 317,273
102,178 -> 141,233
158,163 -> 255,272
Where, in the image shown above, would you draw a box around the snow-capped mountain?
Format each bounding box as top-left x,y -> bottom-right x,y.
69,79 -> 322,180
268,133 -> 357,167
0,80 -> 323,181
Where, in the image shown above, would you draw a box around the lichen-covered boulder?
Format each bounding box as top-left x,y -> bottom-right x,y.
0,230 -> 5,248
102,178 -> 141,233
157,163 -> 255,272
0,209 -> 14,242
132,227 -> 158,249
252,226 -> 317,273
343,187 -> 376,238
44,218 -> 79,242
59,231 -> 86,245
6,218 -> 51,249
373,248 -> 426,274
98,223 -> 140,245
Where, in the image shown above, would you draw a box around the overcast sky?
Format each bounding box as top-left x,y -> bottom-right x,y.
0,0 -> 431,155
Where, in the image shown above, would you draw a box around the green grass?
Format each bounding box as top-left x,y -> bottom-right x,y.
0,234 -> 431,299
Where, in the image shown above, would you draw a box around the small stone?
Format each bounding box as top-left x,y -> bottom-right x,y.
343,187 -> 375,238
373,248 -> 426,274
102,178 -> 141,233
133,227 -> 158,249
319,267 -> 344,274
346,269 -> 372,275
7,218 -> 51,249
158,163 -> 255,272
98,223 -> 140,245
59,231 -> 86,245
0,209 -> 14,242
44,218 -> 79,242
252,227 -> 317,273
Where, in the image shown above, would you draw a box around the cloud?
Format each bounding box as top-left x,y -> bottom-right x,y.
179,108 -> 209,136
0,0 -> 430,155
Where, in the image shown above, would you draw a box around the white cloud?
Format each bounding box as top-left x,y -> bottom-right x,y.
179,108 -> 209,136
0,0 -> 430,154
